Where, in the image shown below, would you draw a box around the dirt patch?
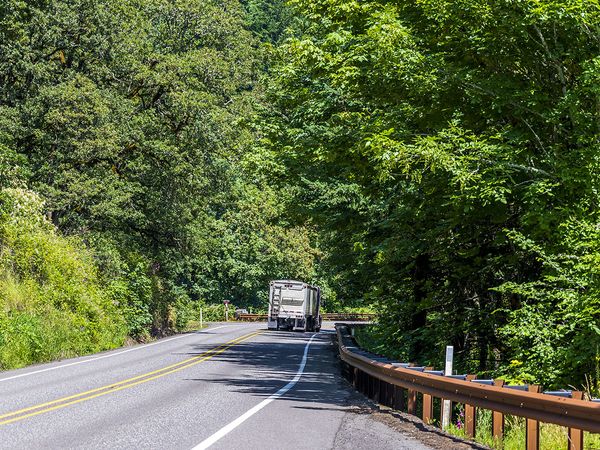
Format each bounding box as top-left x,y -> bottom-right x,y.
342,393 -> 489,450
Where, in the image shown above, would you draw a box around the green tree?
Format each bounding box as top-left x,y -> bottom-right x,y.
265,0 -> 600,387
0,0 -> 320,344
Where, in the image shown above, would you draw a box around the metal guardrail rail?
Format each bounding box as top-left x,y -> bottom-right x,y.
235,313 -> 267,321
322,313 -> 375,321
237,313 -> 376,322
335,324 -> 600,450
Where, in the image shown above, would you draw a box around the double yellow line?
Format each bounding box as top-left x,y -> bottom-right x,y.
0,330 -> 262,426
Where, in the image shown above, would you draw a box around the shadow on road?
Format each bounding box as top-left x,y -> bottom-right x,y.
182,330 -> 349,408
180,329 -> 488,450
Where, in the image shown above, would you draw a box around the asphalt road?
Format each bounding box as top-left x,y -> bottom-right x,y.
0,322 -> 434,450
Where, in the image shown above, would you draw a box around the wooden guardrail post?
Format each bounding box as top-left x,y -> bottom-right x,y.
422,392 -> 433,424
492,379 -> 505,442
386,381 -> 394,407
407,388 -> 417,415
465,375 -> 477,439
422,367 -> 434,424
356,369 -> 363,392
526,385 -> 541,450
387,380 -> 393,406
568,391 -> 584,450
380,379 -> 389,406
357,369 -> 363,393
393,385 -> 404,411
465,403 -> 476,438
361,370 -> 366,395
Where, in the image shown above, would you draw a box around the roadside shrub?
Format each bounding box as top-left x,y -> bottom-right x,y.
0,188 -> 127,369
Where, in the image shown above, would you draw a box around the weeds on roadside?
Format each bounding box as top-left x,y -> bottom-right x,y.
444,407 -> 600,449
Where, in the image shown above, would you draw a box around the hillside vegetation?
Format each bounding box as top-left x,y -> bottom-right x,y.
0,188 -> 126,368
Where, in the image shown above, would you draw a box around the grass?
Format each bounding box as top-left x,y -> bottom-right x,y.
180,320 -> 209,332
444,407 -> 600,449
0,189 -> 127,370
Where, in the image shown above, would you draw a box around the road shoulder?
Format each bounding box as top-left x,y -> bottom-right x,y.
329,333 -> 489,450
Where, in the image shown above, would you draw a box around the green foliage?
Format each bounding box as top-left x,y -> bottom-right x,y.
106,256 -> 154,340
0,189 -> 126,368
264,0 -> 600,388
0,0 -> 319,356
242,0 -> 293,43
4,0 -> 598,393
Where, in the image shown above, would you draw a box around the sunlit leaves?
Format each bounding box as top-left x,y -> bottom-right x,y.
267,0 -> 600,387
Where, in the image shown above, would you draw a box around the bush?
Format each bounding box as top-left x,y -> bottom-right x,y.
0,189 -> 127,369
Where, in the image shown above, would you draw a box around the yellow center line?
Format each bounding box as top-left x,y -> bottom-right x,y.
0,330 -> 263,426
0,330 -> 259,420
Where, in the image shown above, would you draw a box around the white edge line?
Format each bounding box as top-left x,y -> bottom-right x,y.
191,334 -> 316,450
0,325 -> 231,383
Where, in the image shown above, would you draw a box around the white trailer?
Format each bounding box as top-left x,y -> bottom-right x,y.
267,280 -> 322,332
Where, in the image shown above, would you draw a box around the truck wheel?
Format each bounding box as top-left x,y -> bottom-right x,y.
304,318 -> 310,333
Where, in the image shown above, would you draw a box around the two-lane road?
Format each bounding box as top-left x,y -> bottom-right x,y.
0,323 -> 439,449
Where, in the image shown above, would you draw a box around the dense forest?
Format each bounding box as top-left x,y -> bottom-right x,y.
0,0 -> 316,367
1,0 -> 599,391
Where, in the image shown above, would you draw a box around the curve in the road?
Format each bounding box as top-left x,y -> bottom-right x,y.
192,333 -> 317,449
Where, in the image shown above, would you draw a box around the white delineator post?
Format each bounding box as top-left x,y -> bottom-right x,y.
200,308 -> 203,329
442,345 -> 454,429
224,300 -> 230,322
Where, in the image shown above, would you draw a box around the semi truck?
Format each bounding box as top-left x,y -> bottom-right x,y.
267,280 -> 322,332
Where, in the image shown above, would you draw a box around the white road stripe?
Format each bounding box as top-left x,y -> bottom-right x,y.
192,334 -> 316,450
0,325 -> 231,383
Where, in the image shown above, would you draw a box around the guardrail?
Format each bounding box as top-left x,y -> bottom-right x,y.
323,313 -> 375,321
236,313 -> 376,322
235,313 -> 267,321
335,324 -> 600,450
